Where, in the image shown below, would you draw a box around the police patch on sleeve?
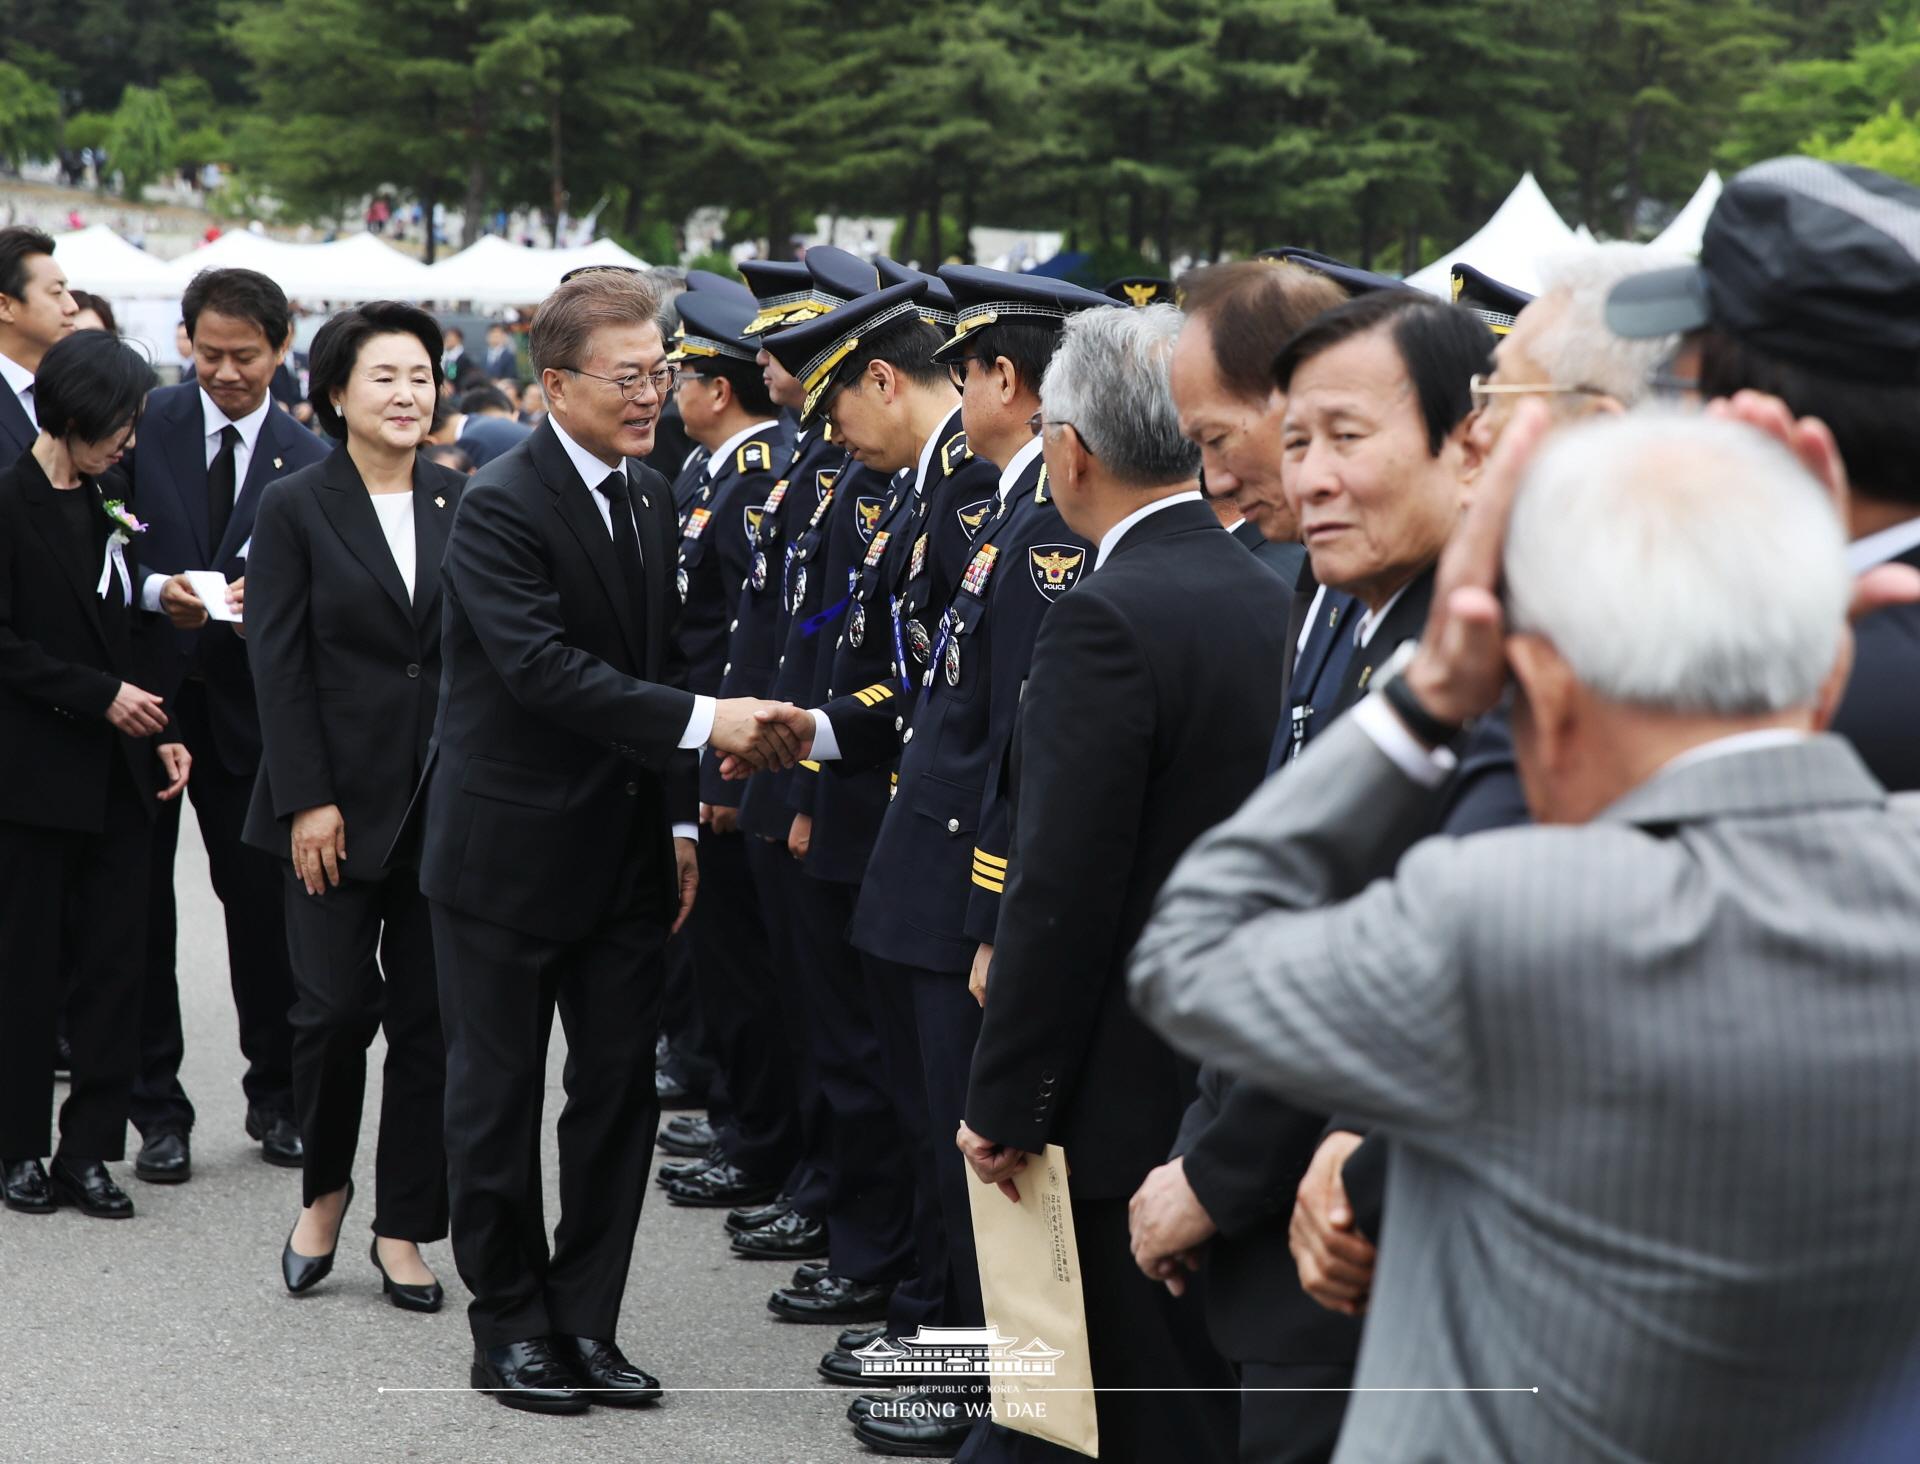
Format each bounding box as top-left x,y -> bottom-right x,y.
856,496 -> 885,542
1028,544 -> 1084,597
743,503 -> 765,542
957,499 -> 992,539
815,468 -> 839,501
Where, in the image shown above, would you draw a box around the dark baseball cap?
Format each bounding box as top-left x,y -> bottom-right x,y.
1606,156 -> 1920,380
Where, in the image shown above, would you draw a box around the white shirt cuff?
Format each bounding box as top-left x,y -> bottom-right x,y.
671,823 -> 699,842
809,709 -> 841,762
141,572 -> 168,615
679,695 -> 716,749
1352,691 -> 1458,789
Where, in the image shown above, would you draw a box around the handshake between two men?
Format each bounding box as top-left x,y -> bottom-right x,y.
708,699 -> 821,777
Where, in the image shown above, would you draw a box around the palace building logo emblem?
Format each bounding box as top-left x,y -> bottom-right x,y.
853,1326 -> 1064,1379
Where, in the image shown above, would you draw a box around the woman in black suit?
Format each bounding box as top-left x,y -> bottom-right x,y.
0,330 -> 189,1220
243,302 -> 463,1310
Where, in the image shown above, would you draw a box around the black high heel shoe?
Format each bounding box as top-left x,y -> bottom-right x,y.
370,1237 -> 444,1313
281,1179 -> 353,1295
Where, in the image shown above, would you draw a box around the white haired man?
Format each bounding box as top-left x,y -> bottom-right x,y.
953,304 -> 1286,1462
1130,407 -> 1920,1464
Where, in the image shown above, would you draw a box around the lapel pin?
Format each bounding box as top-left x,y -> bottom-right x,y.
641,495 -> 652,509
273,456 -> 283,470
434,495 -> 446,508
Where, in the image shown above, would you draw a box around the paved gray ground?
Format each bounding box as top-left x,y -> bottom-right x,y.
0,806 -> 877,1463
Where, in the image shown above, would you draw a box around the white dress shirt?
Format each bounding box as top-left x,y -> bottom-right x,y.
368,491 -> 416,601
139,389 -> 276,613
548,417 -> 711,837
1092,490 -> 1204,570
1846,515 -> 1920,573
0,350 -> 35,429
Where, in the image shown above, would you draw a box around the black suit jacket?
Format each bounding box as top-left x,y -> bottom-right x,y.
119,383 -> 329,773
408,420 -> 698,943
1230,517 -> 1308,588
0,452 -> 171,831
0,375 -> 34,472
1833,541 -> 1920,793
484,345 -> 519,380
242,448 -> 464,876
965,500 -> 1293,1199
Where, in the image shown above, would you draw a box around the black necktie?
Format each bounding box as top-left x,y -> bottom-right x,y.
596,470 -> 650,655
208,424 -> 241,554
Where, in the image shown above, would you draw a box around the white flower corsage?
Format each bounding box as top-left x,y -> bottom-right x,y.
98,498 -> 146,600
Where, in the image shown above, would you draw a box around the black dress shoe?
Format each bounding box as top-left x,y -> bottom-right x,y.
654,1145 -> 722,1188
854,1392 -> 980,1457
472,1339 -> 588,1415
134,1130 -> 191,1185
656,1122 -> 715,1159
370,1238 -> 443,1313
725,1194 -> 792,1234
48,1157 -> 134,1219
53,1032 -> 72,1078
554,1335 -> 662,1407
729,1208 -> 828,1260
767,1273 -> 894,1324
664,1113 -> 714,1144
838,1323 -> 886,1351
793,1260 -> 830,1289
282,1180 -> 353,1294
2,1158 -> 55,1214
655,1070 -> 703,1110
664,1160 -> 778,1209
245,1108 -> 304,1168
818,1345 -> 877,1387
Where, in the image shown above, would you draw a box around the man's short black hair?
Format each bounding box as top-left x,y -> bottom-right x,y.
34,328 -> 154,443
444,325 -> 464,343
1273,291 -> 1493,456
1699,327 -> 1920,508
424,443 -> 474,474
950,318 -> 1061,398
181,268 -> 293,352
0,226 -> 55,302
306,300 -> 445,442
833,317 -> 948,406
459,384 -> 514,416
683,357 -> 776,418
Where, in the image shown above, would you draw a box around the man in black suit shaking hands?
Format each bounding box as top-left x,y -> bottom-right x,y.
413,270 -> 803,1413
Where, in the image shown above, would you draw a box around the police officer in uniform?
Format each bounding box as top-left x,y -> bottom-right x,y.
753,270 -> 1120,1456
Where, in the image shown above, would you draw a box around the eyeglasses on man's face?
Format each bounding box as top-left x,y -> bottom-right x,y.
1467,373 -> 1608,402
947,356 -> 980,392
567,362 -> 678,400
1028,411 -> 1097,456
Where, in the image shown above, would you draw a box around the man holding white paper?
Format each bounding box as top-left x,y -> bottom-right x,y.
112,267 -> 327,1185
955,307 -> 1279,1461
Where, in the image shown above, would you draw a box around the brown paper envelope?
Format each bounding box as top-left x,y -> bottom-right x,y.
966,1143 -> 1100,1458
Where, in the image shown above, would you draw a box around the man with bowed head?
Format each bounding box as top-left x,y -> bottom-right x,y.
412,269 -> 804,1413
1132,406 -> 1920,1464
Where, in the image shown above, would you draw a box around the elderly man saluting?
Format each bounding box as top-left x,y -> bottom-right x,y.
1130,404 -> 1920,1464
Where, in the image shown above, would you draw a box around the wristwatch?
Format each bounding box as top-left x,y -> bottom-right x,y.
1376,641 -> 1468,752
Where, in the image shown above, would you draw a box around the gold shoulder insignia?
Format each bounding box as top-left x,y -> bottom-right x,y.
1034,465 -> 1050,504
736,439 -> 773,475
941,431 -> 972,476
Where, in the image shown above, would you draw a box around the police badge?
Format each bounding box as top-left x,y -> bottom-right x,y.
790,565 -> 808,612
676,566 -> 689,602
906,618 -> 932,666
944,634 -> 962,686
749,550 -> 768,591
1028,544 -> 1085,598
850,599 -> 866,647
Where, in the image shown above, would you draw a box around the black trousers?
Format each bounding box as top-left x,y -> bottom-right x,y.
0,761 -> 152,1160
686,829 -> 797,1184
132,680 -> 294,1134
743,835 -> 832,1217
282,863 -> 446,1238
955,1195 -> 1240,1464
862,950 -> 948,1337
788,876 -> 916,1285
909,965 -> 987,1328
431,896 -> 667,1348
1235,1362 -> 1351,1464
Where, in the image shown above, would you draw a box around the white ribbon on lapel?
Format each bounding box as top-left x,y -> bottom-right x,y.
97,530 -> 132,601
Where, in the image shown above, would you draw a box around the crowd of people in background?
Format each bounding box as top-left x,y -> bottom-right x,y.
1,149 -> 1920,1464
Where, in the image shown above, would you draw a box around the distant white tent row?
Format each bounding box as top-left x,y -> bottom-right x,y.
47,227 -> 650,306
1404,170 -> 1722,299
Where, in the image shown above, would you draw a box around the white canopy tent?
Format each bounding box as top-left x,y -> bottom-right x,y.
48,225 -> 181,298
1648,171 -> 1723,257
164,230 -> 437,301
1405,173 -> 1586,298
423,235 -> 651,306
